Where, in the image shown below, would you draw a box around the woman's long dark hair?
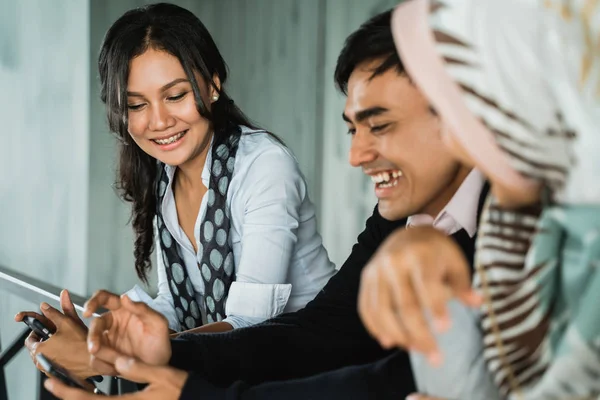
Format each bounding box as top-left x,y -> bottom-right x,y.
98,3 -> 257,283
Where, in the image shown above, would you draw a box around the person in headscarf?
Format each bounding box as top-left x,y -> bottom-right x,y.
362,0 -> 600,398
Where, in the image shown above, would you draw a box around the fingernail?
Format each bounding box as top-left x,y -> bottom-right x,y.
406,394 -> 419,400
44,379 -> 53,391
88,341 -> 95,353
41,303 -> 50,310
116,357 -> 134,371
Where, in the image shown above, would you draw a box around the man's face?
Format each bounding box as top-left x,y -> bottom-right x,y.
344,60 -> 465,221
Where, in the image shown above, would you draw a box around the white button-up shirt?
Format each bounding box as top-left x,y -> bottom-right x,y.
126,127 -> 336,331
407,168 -> 485,237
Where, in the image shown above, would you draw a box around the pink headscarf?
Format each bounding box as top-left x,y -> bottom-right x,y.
391,0 -> 599,204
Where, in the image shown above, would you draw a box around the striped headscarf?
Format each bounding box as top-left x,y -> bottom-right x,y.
392,0 -> 600,398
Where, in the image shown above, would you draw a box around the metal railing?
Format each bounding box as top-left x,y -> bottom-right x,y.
0,264 -> 137,399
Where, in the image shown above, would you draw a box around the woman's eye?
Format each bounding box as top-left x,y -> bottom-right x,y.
127,104 -> 145,111
167,92 -> 187,101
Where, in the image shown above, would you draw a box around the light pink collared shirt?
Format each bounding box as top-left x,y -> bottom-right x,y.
407,169 -> 485,237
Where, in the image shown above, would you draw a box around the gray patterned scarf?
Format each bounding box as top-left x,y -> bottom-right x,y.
155,126 -> 241,330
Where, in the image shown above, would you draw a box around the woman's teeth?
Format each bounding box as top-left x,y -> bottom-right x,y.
371,170 -> 402,188
153,130 -> 187,145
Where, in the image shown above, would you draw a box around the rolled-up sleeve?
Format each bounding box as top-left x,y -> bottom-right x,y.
223,282 -> 292,328
223,146 -> 305,327
151,245 -> 181,332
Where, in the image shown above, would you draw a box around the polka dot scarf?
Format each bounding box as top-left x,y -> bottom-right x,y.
155,127 -> 240,330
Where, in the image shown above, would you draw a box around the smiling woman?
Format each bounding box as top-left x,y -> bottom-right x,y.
17,2 -> 335,381
124,50 -> 215,171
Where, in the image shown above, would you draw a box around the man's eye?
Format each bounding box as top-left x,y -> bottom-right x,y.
347,128 -> 356,135
370,123 -> 391,133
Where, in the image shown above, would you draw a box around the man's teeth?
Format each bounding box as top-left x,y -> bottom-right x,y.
378,180 -> 398,188
154,131 -> 186,145
370,170 -> 403,185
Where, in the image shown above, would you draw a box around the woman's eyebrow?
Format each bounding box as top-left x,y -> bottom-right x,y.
127,78 -> 190,97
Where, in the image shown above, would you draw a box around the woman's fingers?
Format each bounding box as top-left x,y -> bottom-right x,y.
412,267 -> 452,332
25,331 -> 42,352
89,354 -> 119,377
24,332 -> 46,372
440,241 -> 480,308
121,295 -> 167,327
60,290 -> 87,330
371,266 -> 409,349
44,378 -> 104,399
40,303 -> 70,331
15,311 -> 57,332
83,290 -> 122,318
388,265 -> 440,362
87,315 -> 113,354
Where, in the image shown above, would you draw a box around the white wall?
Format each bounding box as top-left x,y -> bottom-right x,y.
0,1 -> 90,399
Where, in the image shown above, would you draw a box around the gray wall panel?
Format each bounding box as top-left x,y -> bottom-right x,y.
319,0 -> 400,266
0,2 -> 90,399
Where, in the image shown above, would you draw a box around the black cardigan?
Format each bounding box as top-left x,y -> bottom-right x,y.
175,189 -> 487,399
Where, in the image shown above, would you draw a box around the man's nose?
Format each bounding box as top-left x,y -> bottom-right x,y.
349,130 -> 377,167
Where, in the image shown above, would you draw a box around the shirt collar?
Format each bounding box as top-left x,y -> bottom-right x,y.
407,168 -> 485,237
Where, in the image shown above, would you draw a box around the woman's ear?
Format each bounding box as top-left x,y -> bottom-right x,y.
210,74 -> 221,102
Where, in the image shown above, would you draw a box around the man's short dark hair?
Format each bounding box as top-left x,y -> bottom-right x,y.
334,9 -> 405,94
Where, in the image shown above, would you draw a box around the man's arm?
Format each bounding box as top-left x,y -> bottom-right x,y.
178,350 -> 415,400
169,207 -> 406,386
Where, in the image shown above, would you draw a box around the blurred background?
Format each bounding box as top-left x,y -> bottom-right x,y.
0,0 -> 401,398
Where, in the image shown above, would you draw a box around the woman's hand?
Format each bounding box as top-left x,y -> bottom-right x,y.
15,290 -> 96,379
45,356 -> 188,400
358,226 -> 482,365
83,290 -> 172,375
